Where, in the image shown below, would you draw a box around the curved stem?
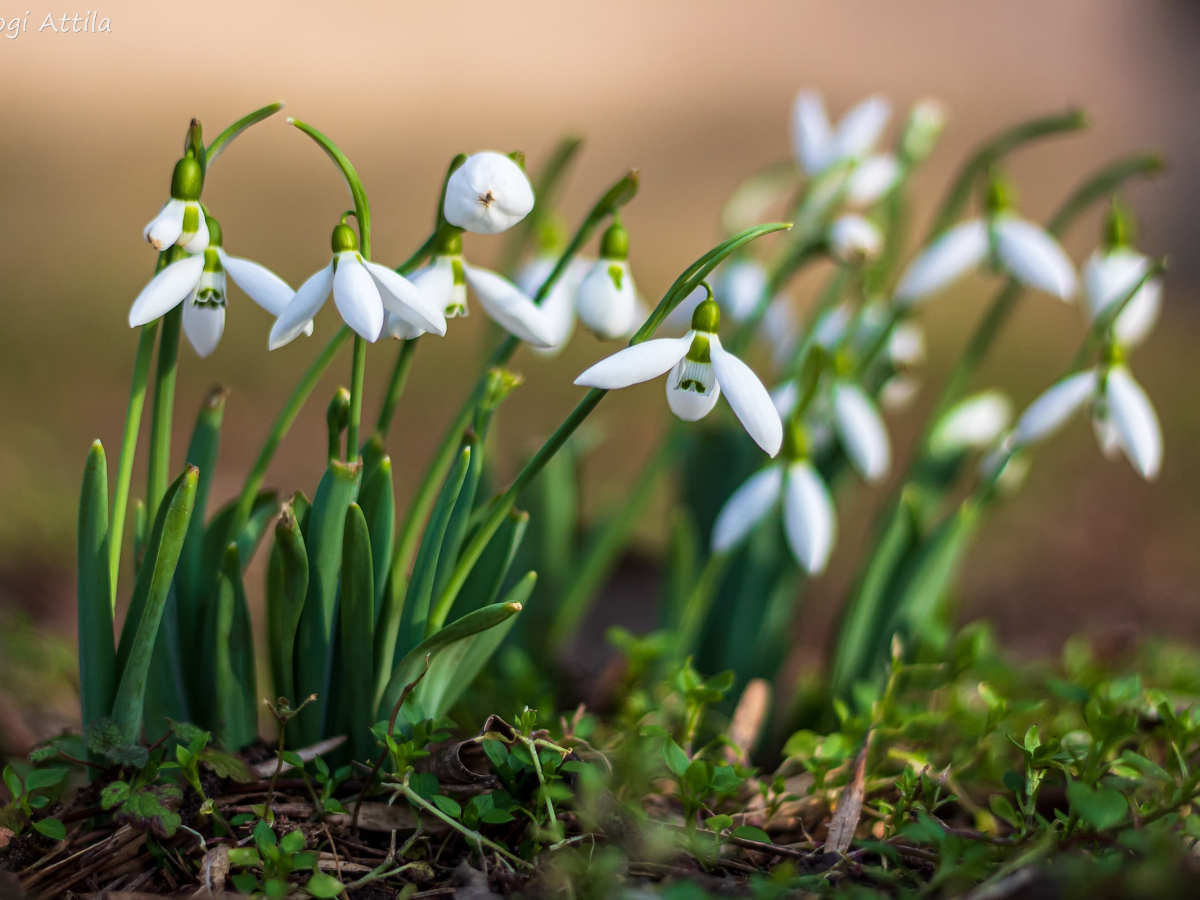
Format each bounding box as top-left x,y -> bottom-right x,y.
146,304 -> 182,521
376,339 -> 419,438
109,321 -> 159,605
346,335 -> 366,464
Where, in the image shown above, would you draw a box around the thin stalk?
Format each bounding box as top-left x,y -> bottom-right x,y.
110,321 -> 159,605
398,777 -> 533,870
376,339 -> 418,438
231,327 -> 351,538
346,335 -> 366,464
674,552 -> 733,659
146,304 -> 182,521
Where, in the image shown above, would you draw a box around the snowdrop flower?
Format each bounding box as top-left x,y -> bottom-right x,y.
829,215 -> 883,265
899,99 -> 947,165
575,290 -> 783,455
575,221 -> 639,340
832,378 -> 891,482
442,151 -> 535,235
894,180 -> 1076,306
270,218 -> 446,350
1011,358 -> 1161,480
1082,209 -> 1162,349
715,256 -> 769,323
790,89 -> 901,208
129,214 -> 304,358
879,320 -> 927,412
515,252 -> 591,357
711,422 -> 836,573
928,391 -> 1012,456
408,231 -> 555,347
143,155 -> 209,253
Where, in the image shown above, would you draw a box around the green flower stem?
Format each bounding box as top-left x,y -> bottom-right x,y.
109,320 -> 160,604
375,339 -> 419,438
547,426 -> 680,650
231,327 -> 351,538
346,335 -> 367,464
204,102 -> 285,171
398,776 -> 533,870
146,303 -> 182,522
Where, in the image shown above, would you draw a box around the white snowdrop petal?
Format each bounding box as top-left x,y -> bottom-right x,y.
443,152 -> 535,235
791,90 -> 835,175
889,322 -> 926,366
711,466 -> 785,553
930,390 -> 1012,453
144,199 -> 185,251
880,375 -> 921,412
183,298 -> 225,358
575,335 -> 693,389
270,263 -> 333,350
464,264 -> 555,347
1105,366 -> 1162,480
829,214 -> 883,263
994,216 -> 1077,300
575,259 -> 638,340
771,381 -> 800,419
385,312 -> 425,340
332,253 -> 384,342
365,260 -> 447,337
1083,249 -> 1160,347
832,380 -> 891,481
717,259 -> 768,322
182,209 -> 210,255
836,95 -> 891,160
846,154 -> 901,207
762,297 -> 800,366
894,219 -> 989,306
218,249 -> 295,316
1091,410 -> 1122,460
666,366 -> 721,420
783,461 -> 837,574
710,336 -> 784,457
128,254 -> 205,327
1012,369 -> 1097,444
1113,279 -> 1162,348
409,260 -> 456,315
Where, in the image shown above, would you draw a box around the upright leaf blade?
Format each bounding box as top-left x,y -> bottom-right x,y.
177,386 -> 227,646
112,466 -> 198,743
294,460 -> 361,743
267,503 -> 309,709
215,544 -> 258,750
453,509 -> 529,620
332,504 -> 375,761
358,456 -> 394,622
77,442 -> 115,738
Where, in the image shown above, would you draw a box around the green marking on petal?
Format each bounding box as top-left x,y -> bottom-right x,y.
450,257 -> 466,286
607,263 -> 624,291
685,333 -> 711,364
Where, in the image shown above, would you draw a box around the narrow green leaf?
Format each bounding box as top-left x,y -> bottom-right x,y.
77,442 -> 115,738
414,573 -> 536,721
377,601 -> 523,721
205,102 -> 285,169
452,509 -> 528,620
358,456 -> 394,622
112,466 -> 198,743
294,459 -> 361,744
267,502 -> 308,709
214,544 -> 258,750
333,504 -> 375,762
375,446 -> 471,706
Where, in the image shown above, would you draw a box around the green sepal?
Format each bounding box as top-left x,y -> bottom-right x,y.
294,459 -> 361,743
266,503 -> 309,710
214,544 -> 258,750
112,466 -> 198,743
377,600 -> 525,721
332,504 -> 375,761
358,455 -> 395,622
77,442 -> 116,754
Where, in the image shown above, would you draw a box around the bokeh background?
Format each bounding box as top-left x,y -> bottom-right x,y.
1,0 -> 1197,744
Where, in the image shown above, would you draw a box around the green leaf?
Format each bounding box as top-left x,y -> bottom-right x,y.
431,794 -> 462,818
77,442 -> 115,741
23,769 -> 66,792
663,737 -> 689,777
101,781 -> 130,810
228,847 -> 262,867
452,508 -> 529,620
332,504 -> 376,762
685,759 -> 711,795
280,829 -> 306,854
112,466 -> 198,743
731,825 -> 772,844
376,600 -> 524,720
412,573 -> 536,722
201,748 -> 255,783
358,456 -> 394,623
116,783 -> 184,838
214,544 -> 258,750
206,102 -> 285,170
305,872 -> 345,899
989,794 -> 1020,828
1067,781 -> 1127,831
33,818 -> 66,841
375,446 -> 471,706
267,501 -> 308,710
294,459 -> 361,744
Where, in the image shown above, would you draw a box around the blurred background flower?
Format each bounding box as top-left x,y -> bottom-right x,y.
1,0 -> 1197,747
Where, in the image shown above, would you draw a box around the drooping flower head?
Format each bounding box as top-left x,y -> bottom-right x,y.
575,288 -> 783,456
514,218 -> 592,357
575,219 -> 639,340
144,155 -> 209,254
894,175 -> 1077,306
442,151 -> 535,235
711,419 -> 837,574
829,214 -> 883,266
270,216 -> 446,349
408,230 -> 556,347
129,212 -> 305,358
1082,203 -> 1162,349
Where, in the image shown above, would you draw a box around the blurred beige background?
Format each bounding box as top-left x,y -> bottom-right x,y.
1,0 -> 1197,703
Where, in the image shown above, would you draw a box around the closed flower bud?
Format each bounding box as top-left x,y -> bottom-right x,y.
576,221 -> 638,340
443,151 -> 535,235
829,215 -> 883,265
900,99 -> 946,164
